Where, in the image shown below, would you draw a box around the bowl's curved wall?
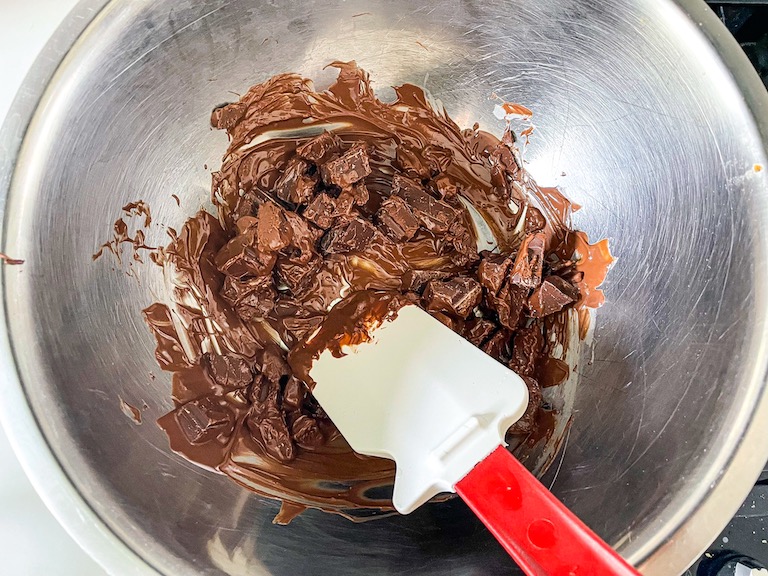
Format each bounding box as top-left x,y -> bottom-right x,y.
2,1 -> 768,575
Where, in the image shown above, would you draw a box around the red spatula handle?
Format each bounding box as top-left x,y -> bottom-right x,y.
455,445 -> 640,576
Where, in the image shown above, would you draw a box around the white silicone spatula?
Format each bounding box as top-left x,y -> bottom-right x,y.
305,304 -> 640,576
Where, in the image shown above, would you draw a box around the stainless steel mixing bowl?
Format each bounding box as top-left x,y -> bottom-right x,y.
1,0 -> 768,574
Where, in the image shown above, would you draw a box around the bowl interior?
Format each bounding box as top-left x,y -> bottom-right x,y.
3,0 -> 768,574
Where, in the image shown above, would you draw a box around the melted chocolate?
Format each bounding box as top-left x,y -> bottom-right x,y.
134,62 -> 613,522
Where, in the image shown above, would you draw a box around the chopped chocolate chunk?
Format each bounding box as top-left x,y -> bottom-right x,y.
236,286 -> 277,320
260,345 -> 291,382
423,276 -> 482,319
256,202 -> 293,252
283,211 -> 321,262
174,398 -> 235,444
215,234 -> 277,278
211,102 -> 247,130
303,193 -> 337,229
279,315 -> 324,346
275,158 -> 315,205
433,175 -> 459,200
481,329 -> 512,361
486,282 -> 528,330
236,215 -> 258,234
321,144 -> 371,188
221,275 -> 274,306
376,195 -> 420,242
394,175 -> 459,233
478,252 -> 512,295
275,255 -> 322,294
463,318 -> 497,347
320,217 -> 378,254
401,269 -> 451,292
291,415 -> 325,449
334,189 -> 356,217
351,181 -> 370,206
250,374 -> 281,417
447,221 -> 479,265
232,196 -> 258,222
206,354 -> 253,389
296,131 -> 342,163
509,324 -> 544,377
507,376 -> 542,435
271,300 -> 326,343
524,206 -> 546,233
282,377 -> 306,410
528,276 -> 580,318
422,144 -> 453,175
250,414 -> 296,462
509,232 -> 545,288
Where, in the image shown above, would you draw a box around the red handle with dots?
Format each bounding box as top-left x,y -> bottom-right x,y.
454,446 -> 641,576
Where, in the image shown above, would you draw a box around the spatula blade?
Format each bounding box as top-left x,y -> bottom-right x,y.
309,305 -> 529,513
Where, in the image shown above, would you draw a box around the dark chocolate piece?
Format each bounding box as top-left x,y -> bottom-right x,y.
509,324 -> 544,377
432,175 -> 459,200
256,202 -> 293,252
283,211 -> 321,262
525,206 -> 546,233
291,415 -> 325,449
215,234 -> 276,278
333,189 -> 356,217
423,276 -> 482,318
401,269 -> 451,292
350,181 -> 370,206
509,232 -> 545,288
250,414 -> 296,462
303,193 -> 337,230
462,318 -> 497,347
528,276 -> 580,318
206,354 -> 253,389
447,221 -> 479,265
279,317 -> 323,347
321,144 -> 371,188
489,130 -> 521,200
376,195 -> 420,242
260,345 -> 291,382
481,329 -> 512,362
275,158 -> 315,205
221,275 -> 274,306
296,131 -> 342,163
320,217 -> 378,254
394,175 -> 459,233
282,377 -> 306,410
275,255 -> 323,294
478,252 -> 512,295
174,398 -> 235,444
249,374 -> 278,414
486,282 -> 528,330
236,291 -> 276,321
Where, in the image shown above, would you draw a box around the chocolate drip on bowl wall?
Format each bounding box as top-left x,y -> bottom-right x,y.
137,61 -> 612,523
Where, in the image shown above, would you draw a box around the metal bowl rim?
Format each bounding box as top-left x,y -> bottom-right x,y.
0,0 -> 766,574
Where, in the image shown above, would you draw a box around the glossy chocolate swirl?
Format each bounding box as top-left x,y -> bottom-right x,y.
140,61 -> 612,523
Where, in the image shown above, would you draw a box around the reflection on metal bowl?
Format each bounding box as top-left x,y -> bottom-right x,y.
1,1 -> 767,575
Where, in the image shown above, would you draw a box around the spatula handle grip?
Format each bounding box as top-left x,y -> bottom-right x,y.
455,445 -> 641,576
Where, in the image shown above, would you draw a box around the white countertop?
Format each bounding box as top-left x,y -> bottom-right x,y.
0,1 -> 107,573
